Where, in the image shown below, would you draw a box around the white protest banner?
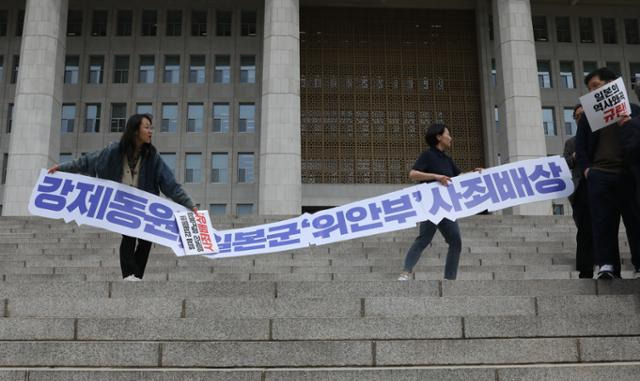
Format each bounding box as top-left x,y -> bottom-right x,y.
579,77 -> 631,132
206,155 -> 574,259
28,156 -> 574,259
175,210 -> 219,255
28,169 -> 189,256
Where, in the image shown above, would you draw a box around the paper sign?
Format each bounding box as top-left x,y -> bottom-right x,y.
579,77 -> 631,132
175,210 -> 219,255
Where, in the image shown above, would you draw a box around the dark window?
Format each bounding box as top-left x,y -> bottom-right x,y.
579,17 -> 594,43
241,10 -> 257,36
116,10 -> 132,36
625,19 -> 640,44
2,153 -> 7,184
213,103 -> 229,132
110,103 -> 127,132
113,55 -> 129,83
240,55 -> 255,83
0,56 -> 3,82
602,18 -> 617,44
490,59 -> 497,88
64,56 -> 80,84
61,104 -> 76,133
583,61 -> 598,78
559,61 -> 575,89
163,55 -> 180,84
161,103 -> 178,132
191,10 -> 207,36
141,10 -> 157,36
189,55 -> 205,83
88,55 -> 104,84
214,55 -> 230,83
631,63 -> 640,94
238,103 -> 255,132
606,61 -> 621,77
85,103 -> 101,133
166,10 -> 182,36
10,55 -> 18,84
542,107 -> 556,136
552,204 -> 564,216
185,153 -> 202,183
532,16 -> 548,42
91,10 -> 107,36
556,17 -> 571,42
537,60 -> 552,88
488,15 -> 493,41
0,10 -> 7,36
16,10 -> 24,37
216,10 -> 232,36
67,10 -> 83,36
237,153 -> 254,183
6,103 -> 13,133
138,55 -> 155,84
187,103 -> 204,132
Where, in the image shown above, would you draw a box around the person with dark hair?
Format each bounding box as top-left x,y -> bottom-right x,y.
398,123 -> 481,281
48,114 -> 196,281
575,68 -> 640,279
563,104 -> 594,278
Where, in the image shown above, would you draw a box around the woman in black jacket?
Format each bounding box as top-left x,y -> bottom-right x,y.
48,114 -> 196,281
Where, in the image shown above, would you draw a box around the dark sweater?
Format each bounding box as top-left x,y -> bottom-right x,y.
58,141 -> 194,209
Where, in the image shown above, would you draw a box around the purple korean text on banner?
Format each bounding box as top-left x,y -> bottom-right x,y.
28,169 -> 188,256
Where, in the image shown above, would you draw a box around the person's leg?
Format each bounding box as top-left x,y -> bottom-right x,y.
438,219 -> 462,280
619,172 -> 640,272
133,239 -> 152,279
587,170 -> 621,276
573,183 -> 594,278
402,221 -> 438,272
119,235 -> 137,278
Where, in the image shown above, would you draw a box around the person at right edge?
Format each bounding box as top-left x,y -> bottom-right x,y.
575,68 -> 640,279
564,104 -> 594,278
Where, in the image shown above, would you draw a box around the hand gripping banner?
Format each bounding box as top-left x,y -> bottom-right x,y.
28,156 -> 574,258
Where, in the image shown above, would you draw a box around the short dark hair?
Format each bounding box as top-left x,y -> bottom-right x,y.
584,67 -> 617,86
572,104 -> 582,118
425,123 -> 447,148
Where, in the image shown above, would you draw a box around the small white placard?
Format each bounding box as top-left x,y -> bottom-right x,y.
175,210 -> 219,255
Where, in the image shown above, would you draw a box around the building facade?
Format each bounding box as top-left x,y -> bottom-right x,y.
0,0 -> 638,216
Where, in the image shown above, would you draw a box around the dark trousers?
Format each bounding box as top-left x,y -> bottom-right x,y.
403,219 -> 462,280
120,235 -> 152,279
587,169 -> 640,272
571,182 -> 594,277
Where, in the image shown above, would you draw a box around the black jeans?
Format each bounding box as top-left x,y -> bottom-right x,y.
402,219 -> 462,280
587,169 -> 640,272
120,235 -> 152,279
571,182 -> 594,277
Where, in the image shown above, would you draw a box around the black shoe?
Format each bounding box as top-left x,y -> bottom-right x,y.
578,272 -> 593,279
597,270 -> 614,280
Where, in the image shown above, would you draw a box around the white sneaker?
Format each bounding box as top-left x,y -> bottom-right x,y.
398,273 -> 411,281
123,275 -> 141,281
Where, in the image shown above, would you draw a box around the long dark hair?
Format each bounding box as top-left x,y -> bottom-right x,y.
119,113 -> 154,160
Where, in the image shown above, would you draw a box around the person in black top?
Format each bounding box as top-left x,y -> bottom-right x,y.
398,123 -> 481,281
575,68 -> 640,279
563,104 -> 594,278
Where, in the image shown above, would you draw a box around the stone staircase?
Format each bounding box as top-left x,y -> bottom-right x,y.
1,215 -> 640,380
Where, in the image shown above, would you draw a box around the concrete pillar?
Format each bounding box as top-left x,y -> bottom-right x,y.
2,0 -> 67,216
492,0 -> 551,215
258,0 -> 301,215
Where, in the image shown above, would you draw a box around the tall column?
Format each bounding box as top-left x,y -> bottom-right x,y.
258,0 -> 301,215
2,0 -> 67,216
493,0 -> 551,215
